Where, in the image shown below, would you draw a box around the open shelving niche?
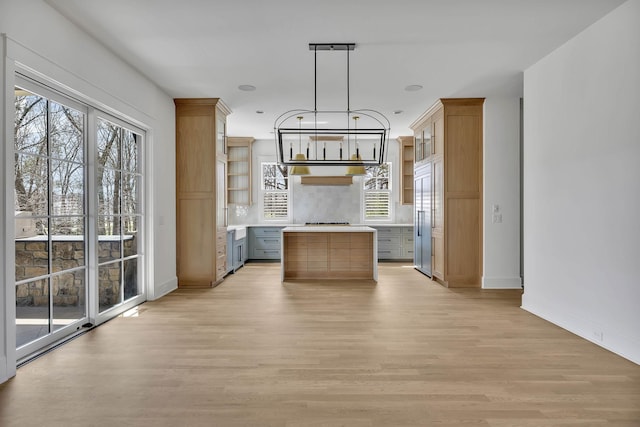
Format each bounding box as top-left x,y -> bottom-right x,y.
227,137 -> 255,206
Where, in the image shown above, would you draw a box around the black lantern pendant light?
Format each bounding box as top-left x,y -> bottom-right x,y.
275,43 -> 390,168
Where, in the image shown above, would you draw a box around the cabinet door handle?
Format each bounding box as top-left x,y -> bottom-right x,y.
431,194 -> 435,228
417,211 -> 422,237
431,123 -> 435,155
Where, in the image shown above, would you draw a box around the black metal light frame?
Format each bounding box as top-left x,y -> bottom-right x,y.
274,43 -> 390,167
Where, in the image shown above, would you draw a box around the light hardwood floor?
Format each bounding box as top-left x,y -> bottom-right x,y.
1,263 -> 638,426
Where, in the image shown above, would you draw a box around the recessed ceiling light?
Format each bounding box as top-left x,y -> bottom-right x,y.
404,85 -> 423,92
256,110 -> 264,114
238,84 -> 256,92
393,110 -> 403,115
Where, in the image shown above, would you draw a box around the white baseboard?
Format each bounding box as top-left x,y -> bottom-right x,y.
150,276 -> 178,300
482,276 -> 523,289
522,293 -> 640,365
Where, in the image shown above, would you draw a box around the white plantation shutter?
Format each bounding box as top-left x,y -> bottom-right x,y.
364,191 -> 390,219
261,162 -> 289,220
364,162 -> 391,220
263,192 -> 288,219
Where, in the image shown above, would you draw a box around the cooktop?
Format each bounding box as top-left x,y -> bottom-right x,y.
305,221 -> 350,225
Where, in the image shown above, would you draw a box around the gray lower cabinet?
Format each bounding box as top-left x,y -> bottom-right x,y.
232,237 -> 246,271
245,226 -> 410,261
226,231 -> 234,274
227,230 -> 247,274
248,226 -> 284,260
402,227 -> 414,259
372,226 -> 413,260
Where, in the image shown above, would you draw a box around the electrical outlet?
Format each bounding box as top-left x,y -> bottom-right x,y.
492,204 -> 500,213
492,214 -> 502,224
593,330 -> 604,342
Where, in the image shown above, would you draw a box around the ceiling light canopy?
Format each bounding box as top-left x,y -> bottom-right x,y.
275,43 -> 390,167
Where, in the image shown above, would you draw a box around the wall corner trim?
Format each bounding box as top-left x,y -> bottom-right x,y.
150,277 -> 178,301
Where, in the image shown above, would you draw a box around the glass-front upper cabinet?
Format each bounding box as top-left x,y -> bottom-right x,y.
414,124 -> 432,164
422,127 -> 432,159
216,114 -> 226,155
415,131 -> 423,163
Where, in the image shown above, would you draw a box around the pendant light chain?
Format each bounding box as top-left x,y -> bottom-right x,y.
347,46 -> 350,113
314,44 -> 318,148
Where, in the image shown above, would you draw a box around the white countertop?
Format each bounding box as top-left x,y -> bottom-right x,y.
229,223 -> 412,228
282,225 -> 376,233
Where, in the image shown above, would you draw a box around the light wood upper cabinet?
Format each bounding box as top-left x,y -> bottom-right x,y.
227,137 -> 254,206
411,98 -> 484,288
175,98 -> 231,288
397,136 -> 414,205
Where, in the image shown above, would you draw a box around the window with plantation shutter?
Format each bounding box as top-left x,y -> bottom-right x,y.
261,162 -> 289,220
364,163 -> 391,220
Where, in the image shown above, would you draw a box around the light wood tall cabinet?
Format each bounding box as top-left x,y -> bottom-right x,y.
397,136 -> 414,205
411,98 -> 484,288
175,98 -> 231,288
227,137 -> 254,206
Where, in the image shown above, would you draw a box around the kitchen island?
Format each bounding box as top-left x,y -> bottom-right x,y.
281,226 -> 378,281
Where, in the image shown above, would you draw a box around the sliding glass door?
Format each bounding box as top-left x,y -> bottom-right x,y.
14,84 -> 89,356
95,117 -> 145,320
14,77 -> 146,360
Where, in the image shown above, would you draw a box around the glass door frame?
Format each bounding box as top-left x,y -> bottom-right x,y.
14,77 -> 90,360
13,74 -> 148,361
90,111 -> 146,326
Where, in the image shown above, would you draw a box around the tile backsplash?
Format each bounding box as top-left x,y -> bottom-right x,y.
228,175 -> 413,225
227,139 -> 413,225
291,177 -> 361,224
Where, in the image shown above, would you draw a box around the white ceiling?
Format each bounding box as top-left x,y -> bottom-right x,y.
47,0 -> 625,139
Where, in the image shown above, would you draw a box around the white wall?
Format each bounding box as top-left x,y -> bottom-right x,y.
483,97 -> 522,289
1,0 -> 177,383
522,0 -> 640,363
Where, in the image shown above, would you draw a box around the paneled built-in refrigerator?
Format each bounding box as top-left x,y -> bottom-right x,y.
414,162 -> 432,276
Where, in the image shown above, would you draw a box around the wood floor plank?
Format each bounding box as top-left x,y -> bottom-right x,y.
0,262 -> 638,426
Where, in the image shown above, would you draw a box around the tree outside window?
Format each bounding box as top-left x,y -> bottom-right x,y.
262,162 -> 289,220
364,163 -> 391,220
